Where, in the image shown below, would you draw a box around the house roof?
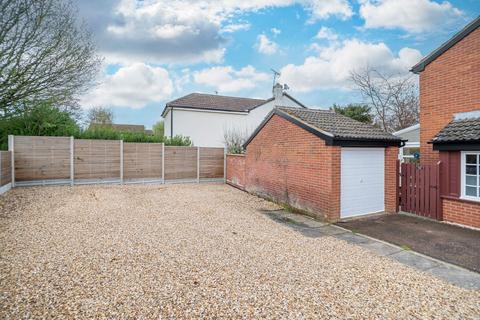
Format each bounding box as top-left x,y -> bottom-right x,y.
162,93 -> 267,116
244,107 -> 403,148
411,16 -> 480,74
433,117 -> 480,142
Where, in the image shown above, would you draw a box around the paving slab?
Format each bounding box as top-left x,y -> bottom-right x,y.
316,225 -> 349,236
286,215 -> 328,228
426,264 -> 480,291
389,251 -> 440,271
357,240 -> 404,256
293,227 -> 327,238
333,232 -> 373,244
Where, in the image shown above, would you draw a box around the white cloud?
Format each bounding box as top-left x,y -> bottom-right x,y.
359,0 -> 463,33
256,34 -> 279,55
271,27 -> 282,35
315,26 -> 338,41
81,63 -> 173,109
301,0 -> 353,21
193,65 -> 270,93
221,23 -> 251,33
279,39 -> 422,92
76,0 -> 354,64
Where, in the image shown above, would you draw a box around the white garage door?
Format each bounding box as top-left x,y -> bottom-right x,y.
341,148 -> 385,218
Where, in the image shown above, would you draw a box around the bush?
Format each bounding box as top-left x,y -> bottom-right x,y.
0,102 -> 80,150
75,127 -> 192,146
0,102 -> 192,149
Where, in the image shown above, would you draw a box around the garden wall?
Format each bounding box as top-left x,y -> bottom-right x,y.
8,135 -> 225,186
226,154 -> 246,190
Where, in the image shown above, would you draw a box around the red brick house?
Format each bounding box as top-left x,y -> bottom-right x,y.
237,107 -> 402,221
411,16 -> 480,228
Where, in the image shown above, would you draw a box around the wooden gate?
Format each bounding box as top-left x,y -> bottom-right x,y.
399,163 -> 442,220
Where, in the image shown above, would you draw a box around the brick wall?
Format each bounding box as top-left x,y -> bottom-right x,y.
226,154 -> 246,190
385,147 -> 399,213
420,28 -> 480,164
244,114 -> 341,220
443,198 -> 480,229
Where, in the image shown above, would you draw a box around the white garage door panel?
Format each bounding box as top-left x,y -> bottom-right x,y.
341,148 -> 385,218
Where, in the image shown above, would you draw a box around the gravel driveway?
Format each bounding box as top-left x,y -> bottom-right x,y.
0,184 -> 479,319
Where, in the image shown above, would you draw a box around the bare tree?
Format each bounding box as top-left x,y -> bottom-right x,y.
350,67 -> 419,132
0,0 -> 101,119
87,107 -> 114,125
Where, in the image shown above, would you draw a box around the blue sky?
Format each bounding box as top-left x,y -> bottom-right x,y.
76,0 -> 479,129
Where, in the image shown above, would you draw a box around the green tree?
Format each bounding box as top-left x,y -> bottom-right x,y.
153,120 -> 165,137
331,103 -> 373,124
87,107 -> 114,125
0,102 -> 80,149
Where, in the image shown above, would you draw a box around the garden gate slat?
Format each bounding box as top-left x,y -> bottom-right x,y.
399,163 -> 442,220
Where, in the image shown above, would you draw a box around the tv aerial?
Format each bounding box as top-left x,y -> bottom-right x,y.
271,68 -> 281,87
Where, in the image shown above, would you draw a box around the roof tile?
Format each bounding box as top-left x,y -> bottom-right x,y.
277,107 -> 401,141
166,93 -> 267,113
432,116 -> 480,143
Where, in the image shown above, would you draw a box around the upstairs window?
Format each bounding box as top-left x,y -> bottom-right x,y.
462,152 -> 480,201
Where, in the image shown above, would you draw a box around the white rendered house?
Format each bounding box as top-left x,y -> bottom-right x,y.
162,84 -> 306,147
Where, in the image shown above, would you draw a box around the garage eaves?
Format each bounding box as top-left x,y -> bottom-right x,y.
243,107 -> 404,148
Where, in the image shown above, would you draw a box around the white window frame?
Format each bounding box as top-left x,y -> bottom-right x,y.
461,151 -> 480,202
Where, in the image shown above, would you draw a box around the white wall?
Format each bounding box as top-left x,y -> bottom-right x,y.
164,94 -> 303,147
246,95 -> 301,132
166,108 -> 247,147
164,110 -> 172,138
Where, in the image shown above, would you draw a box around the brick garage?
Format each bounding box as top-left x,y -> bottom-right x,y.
412,17 -> 480,228
231,107 -> 401,221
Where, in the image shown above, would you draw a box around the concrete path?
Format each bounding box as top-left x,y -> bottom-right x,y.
264,210 -> 480,290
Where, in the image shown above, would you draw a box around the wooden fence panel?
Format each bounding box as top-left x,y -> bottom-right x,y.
123,143 -> 163,180
14,136 -> 70,181
164,147 -> 197,180
74,139 -> 121,180
0,151 -> 12,186
199,147 -> 224,179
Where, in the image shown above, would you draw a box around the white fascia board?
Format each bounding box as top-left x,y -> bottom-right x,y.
403,142 -> 420,148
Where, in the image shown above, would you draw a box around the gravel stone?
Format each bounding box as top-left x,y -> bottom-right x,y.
0,184 -> 479,319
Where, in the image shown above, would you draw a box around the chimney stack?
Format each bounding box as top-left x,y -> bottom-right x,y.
273,83 -> 283,101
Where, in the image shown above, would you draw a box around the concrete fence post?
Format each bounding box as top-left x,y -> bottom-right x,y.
162,143 -> 165,183
223,148 -> 227,183
8,135 -> 15,188
197,147 -> 200,183
120,140 -> 124,184
70,136 -> 74,186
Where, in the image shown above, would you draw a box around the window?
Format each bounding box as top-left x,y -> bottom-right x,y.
461,152 -> 480,201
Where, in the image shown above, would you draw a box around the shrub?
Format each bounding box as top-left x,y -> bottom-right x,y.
0,102 -> 80,150
75,127 -> 192,146
224,127 -> 248,154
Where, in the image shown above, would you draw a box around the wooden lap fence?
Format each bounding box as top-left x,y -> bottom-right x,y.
0,150 -> 12,195
7,135 -> 225,187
